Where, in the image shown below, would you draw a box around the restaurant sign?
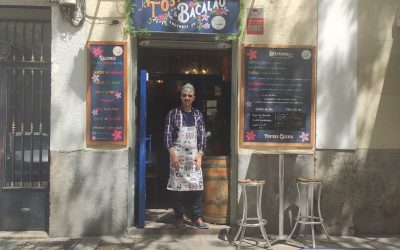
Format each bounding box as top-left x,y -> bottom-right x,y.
131,0 -> 240,34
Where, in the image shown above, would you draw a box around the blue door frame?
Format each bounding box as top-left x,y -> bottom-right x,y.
137,69 -> 147,228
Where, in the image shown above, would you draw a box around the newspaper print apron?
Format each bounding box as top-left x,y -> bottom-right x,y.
167,114 -> 203,191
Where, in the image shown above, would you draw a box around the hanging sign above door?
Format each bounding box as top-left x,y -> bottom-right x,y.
131,0 -> 240,34
86,41 -> 127,146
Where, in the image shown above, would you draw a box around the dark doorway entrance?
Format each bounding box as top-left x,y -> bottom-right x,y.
0,6 -> 51,230
138,46 -> 232,212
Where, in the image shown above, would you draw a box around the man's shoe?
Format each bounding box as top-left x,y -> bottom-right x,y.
191,217 -> 209,229
176,217 -> 186,229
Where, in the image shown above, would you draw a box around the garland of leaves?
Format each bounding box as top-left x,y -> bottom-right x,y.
124,0 -> 245,41
124,0 -> 150,38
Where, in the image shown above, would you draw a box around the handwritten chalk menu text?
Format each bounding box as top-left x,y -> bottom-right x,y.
240,45 -> 315,148
87,41 -> 127,146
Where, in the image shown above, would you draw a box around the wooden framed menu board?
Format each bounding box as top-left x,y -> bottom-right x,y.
86,41 -> 127,146
240,45 -> 316,148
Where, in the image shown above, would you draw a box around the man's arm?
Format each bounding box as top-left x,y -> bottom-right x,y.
196,111 -> 206,170
168,147 -> 181,170
164,109 -> 174,149
164,109 -> 181,170
196,111 -> 206,152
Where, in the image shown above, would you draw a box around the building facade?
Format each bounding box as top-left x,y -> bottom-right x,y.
0,0 -> 399,237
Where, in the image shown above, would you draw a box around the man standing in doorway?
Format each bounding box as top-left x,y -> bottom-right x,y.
164,83 -> 209,229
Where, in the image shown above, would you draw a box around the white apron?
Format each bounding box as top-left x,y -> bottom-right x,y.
167,113 -> 203,191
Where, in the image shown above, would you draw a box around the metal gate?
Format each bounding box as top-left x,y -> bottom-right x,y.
0,8 -> 51,230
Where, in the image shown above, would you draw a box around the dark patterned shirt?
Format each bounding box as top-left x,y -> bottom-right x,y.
164,107 -> 206,152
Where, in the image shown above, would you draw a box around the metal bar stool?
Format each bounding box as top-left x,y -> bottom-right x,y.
234,180 -> 272,250
287,177 -> 332,248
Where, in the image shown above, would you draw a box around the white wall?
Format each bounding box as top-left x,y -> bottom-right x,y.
49,2 -> 131,236
357,0 -> 400,149
316,0 -> 358,149
51,6 -> 88,151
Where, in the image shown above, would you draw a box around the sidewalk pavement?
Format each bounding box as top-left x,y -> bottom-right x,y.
1,227 -> 400,250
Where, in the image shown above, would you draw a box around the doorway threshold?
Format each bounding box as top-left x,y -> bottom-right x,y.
126,209 -> 231,237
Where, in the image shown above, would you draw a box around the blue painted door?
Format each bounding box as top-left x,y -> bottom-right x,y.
137,70 -> 148,228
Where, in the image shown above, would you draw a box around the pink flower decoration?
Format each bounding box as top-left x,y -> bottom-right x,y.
92,47 -> 103,58
156,14 -> 164,22
112,130 -> 122,141
216,7 -> 229,15
188,1 -> 197,7
299,132 -> 309,142
203,23 -> 210,29
246,49 -> 257,60
245,131 -> 256,141
91,74 -> 100,83
92,108 -> 98,116
200,14 -> 209,22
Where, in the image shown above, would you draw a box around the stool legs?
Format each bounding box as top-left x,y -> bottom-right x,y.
257,185 -> 272,249
287,184 -> 301,241
317,186 -> 332,242
234,184 -> 271,250
233,186 -> 248,248
310,186 -> 315,248
287,181 -> 331,248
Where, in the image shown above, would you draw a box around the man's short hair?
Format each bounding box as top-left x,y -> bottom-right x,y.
181,83 -> 195,95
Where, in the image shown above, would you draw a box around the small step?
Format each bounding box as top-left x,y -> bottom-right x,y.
125,223 -> 231,237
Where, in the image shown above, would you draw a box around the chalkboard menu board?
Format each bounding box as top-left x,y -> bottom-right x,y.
240,45 -> 315,148
86,41 -> 127,146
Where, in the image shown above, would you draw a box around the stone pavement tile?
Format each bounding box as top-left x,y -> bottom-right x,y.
96,242 -> 135,250
73,237 -> 102,250
0,240 -> 20,250
332,236 -> 379,249
364,236 -> 400,250
129,234 -> 303,250
130,235 -> 236,250
0,238 -> 79,250
0,231 -> 49,239
300,235 -> 400,249
282,235 -> 390,249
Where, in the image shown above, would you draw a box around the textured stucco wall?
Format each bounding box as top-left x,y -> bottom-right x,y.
317,0 -> 357,150
50,1 -> 131,236
49,150 -> 128,236
243,0 -> 317,45
316,149 -> 400,235
357,0 -> 400,149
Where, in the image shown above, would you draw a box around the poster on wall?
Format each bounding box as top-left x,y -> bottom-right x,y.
246,8 -> 263,35
240,45 -> 316,148
131,0 -> 240,34
86,41 -> 127,146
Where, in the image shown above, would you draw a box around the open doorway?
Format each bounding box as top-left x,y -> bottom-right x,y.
137,45 -> 232,223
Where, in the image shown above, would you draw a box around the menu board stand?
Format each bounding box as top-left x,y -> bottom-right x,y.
86,41 -> 127,146
240,45 -> 316,148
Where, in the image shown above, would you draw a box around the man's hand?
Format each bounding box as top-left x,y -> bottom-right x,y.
195,153 -> 203,171
168,148 -> 181,170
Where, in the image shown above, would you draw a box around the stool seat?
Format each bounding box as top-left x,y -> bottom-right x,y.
296,177 -> 322,183
238,179 -> 265,185
287,177 -> 332,248
234,179 -> 271,250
